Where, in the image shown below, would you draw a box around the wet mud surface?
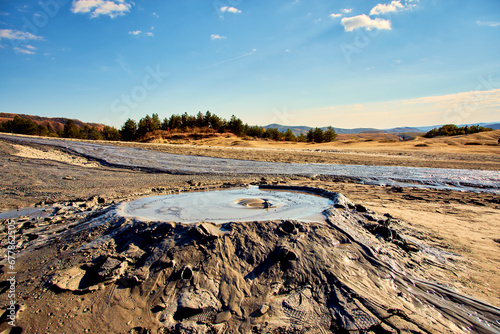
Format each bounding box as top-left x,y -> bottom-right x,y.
2,134 -> 500,194
1,185 -> 499,333
120,187 -> 333,224
0,135 -> 499,333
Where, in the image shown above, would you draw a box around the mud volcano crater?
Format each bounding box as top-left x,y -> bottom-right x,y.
18,185 -> 500,333
117,186 -> 335,224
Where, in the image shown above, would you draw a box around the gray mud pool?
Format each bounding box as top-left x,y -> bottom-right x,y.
118,187 -> 332,223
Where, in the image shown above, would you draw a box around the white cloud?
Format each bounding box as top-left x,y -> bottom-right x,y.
341,14 -> 391,32
0,29 -> 43,40
370,1 -> 404,15
210,34 -> 227,40
129,30 -> 153,37
341,8 -> 352,14
14,46 -> 35,55
24,45 -> 37,50
220,6 -> 241,14
476,20 -> 500,27
370,0 -> 418,15
152,12 -> 159,18
71,0 -> 132,18
330,13 -> 342,19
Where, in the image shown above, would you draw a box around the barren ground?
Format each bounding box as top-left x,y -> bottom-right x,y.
0,134 -> 498,333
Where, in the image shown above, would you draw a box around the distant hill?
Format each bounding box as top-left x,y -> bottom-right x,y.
264,124 -> 424,136
0,113 -> 104,132
480,123 -> 500,130
264,122 -> 499,136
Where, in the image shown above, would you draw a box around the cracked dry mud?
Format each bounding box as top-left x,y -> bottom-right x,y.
1,186 -> 499,334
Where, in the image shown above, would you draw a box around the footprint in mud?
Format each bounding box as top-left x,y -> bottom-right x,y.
282,288 -> 330,332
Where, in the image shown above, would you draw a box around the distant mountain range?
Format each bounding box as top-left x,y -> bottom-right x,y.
264,122 -> 500,135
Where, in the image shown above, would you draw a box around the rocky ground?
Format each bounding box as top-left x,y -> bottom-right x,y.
0,137 -> 499,333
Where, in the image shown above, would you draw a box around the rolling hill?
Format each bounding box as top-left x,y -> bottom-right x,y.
0,113 -> 104,132
264,122 -> 499,136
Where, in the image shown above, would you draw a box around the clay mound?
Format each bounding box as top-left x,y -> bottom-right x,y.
3,187 -> 500,333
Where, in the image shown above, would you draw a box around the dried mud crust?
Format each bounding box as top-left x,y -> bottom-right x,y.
0,137 -> 499,333
110,141 -> 500,171
0,139 -> 261,210
1,188 -> 499,334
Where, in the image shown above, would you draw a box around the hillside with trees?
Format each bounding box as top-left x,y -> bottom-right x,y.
0,112 -> 337,143
119,112 -> 336,143
0,116 -> 120,141
424,124 -> 493,138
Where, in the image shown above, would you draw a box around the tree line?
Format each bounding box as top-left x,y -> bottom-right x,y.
424,124 -> 493,138
0,112 -> 337,143
120,111 -> 337,143
0,116 -> 120,140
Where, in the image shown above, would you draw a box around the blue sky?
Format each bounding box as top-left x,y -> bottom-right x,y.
0,0 -> 499,129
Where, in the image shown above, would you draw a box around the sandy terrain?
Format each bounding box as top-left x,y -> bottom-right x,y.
109,129 -> 500,171
0,135 -> 499,333
10,143 -> 100,168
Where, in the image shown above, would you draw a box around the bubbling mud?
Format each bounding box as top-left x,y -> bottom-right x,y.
118,186 -> 333,224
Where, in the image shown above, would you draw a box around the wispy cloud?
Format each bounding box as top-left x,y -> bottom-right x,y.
0,29 -> 43,40
210,34 -> 227,40
341,14 -> 391,32
330,13 -> 342,19
14,46 -> 36,55
128,30 -> 154,37
16,5 -> 30,13
71,0 -> 133,18
298,89 -> 500,128
476,20 -> 500,27
203,49 -> 257,69
115,54 -> 134,76
220,6 -> 241,14
152,12 -> 159,18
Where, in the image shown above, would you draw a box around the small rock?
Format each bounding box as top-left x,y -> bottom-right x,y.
48,267 -> 86,291
97,257 -> 127,280
355,204 -> 367,213
215,310 -> 232,324
259,304 -> 269,315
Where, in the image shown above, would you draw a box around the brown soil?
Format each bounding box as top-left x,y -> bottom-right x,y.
0,137 -> 498,333
108,129 -> 500,170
